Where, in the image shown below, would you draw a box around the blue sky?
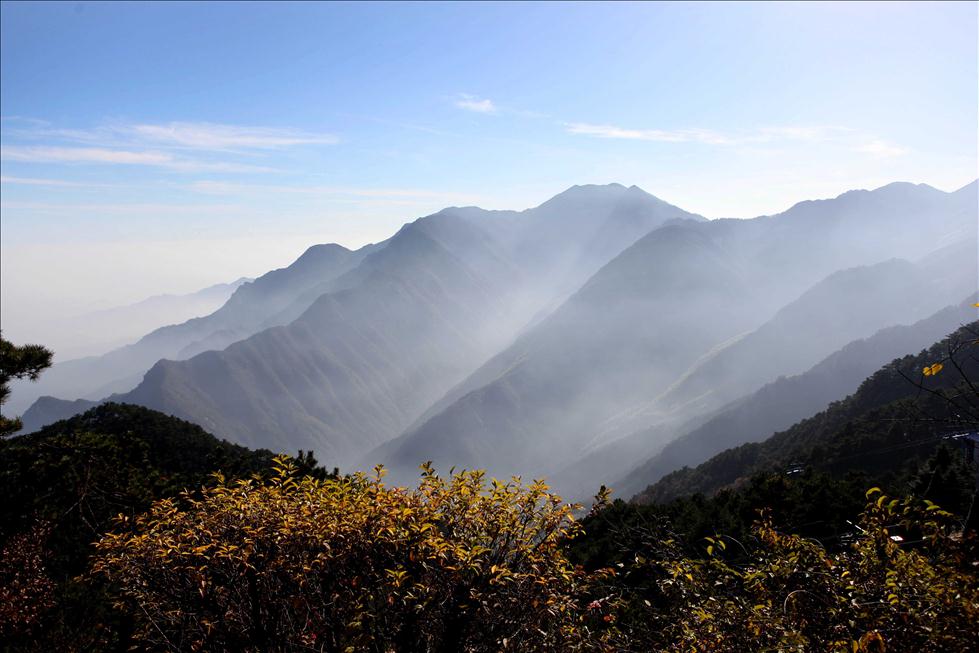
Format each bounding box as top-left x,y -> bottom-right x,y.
1,1 -> 976,334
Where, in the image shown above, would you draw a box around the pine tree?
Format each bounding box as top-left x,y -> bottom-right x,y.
0,334 -> 53,436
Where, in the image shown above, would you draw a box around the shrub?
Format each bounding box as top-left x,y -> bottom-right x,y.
93,459 -> 595,652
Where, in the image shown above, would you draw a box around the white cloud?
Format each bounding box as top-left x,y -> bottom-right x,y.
124,122 -> 338,150
2,145 -> 175,165
0,175 -> 114,188
0,200 -> 243,216
854,139 -> 908,158
454,94 -> 498,114
564,122 -> 862,146
187,180 -> 485,205
0,145 -> 277,173
6,120 -> 338,151
564,123 -> 731,143
0,119 -> 335,175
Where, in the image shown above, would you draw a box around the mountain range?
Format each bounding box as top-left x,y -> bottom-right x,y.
14,180 -> 978,497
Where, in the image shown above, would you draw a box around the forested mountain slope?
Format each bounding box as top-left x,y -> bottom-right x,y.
611,296 -> 979,500
633,320 -> 979,504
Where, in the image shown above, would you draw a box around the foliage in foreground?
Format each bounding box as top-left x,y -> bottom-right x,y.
89,459 -> 979,652
93,459 -> 593,652
0,404 -> 333,651
588,488 -> 979,652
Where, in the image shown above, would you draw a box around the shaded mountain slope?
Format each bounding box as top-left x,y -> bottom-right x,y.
113,185 -> 698,464
115,222 -> 512,464
650,258 -> 958,421
21,185 -> 699,461
611,296 -> 979,500
371,222 -> 764,483
370,181 -> 976,489
633,320 -> 979,504
11,241 -> 378,418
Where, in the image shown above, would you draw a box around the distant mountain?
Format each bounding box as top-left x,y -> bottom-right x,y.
370,182 -> 976,490
19,396 -> 101,434
50,278 -> 253,360
6,278 -> 250,365
8,242 -> 379,415
643,258 -> 960,424
22,184 -> 695,466
610,296 -> 979,501
632,320 -> 979,504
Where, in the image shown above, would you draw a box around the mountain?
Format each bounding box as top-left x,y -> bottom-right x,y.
19,278 -> 251,362
370,182 -> 977,489
8,242 -> 379,415
632,320 -> 979,504
21,184 -> 696,466
610,296 -> 979,500
19,396 -> 101,434
370,222 -> 763,484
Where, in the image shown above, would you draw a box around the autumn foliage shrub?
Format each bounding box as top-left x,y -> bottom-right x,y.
590,489 -> 979,652
0,521 -> 55,641
93,458 -> 595,652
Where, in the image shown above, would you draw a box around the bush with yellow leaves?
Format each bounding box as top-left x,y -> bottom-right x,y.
92,458 -> 597,652
591,488 -> 979,652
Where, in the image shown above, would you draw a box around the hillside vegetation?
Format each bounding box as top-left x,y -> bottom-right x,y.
634,321 -> 979,505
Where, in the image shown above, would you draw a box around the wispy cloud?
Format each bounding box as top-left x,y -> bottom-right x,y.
1,119 -> 337,175
0,145 -> 277,173
123,122 -> 338,150
0,175 -> 115,188
564,122 -> 852,146
0,200 -> 244,216
187,180 -> 485,205
2,145 -> 174,165
564,123 -> 726,144
454,93 -> 498,114
853,139 -> 908,158
5,120 -> 338,151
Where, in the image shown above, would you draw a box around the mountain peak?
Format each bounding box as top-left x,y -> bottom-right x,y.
536,182 -> 664,211
295,242 -> 351,263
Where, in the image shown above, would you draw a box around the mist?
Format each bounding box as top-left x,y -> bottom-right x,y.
11,181 -> 977,502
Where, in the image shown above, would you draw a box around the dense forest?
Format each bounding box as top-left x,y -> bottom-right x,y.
1,326 -> 977,651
